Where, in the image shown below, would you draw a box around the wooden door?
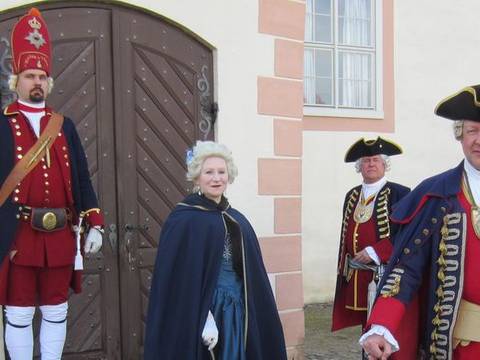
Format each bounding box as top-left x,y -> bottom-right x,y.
111,7 -> 214,358
0,3 -> 215,359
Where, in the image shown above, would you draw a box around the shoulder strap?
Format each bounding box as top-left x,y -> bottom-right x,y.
0,112 -> 64,207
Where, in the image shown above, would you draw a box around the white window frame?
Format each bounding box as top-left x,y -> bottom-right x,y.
304,0 -> 384,119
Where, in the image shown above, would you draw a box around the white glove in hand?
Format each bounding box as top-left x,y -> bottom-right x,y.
202,310 -> 218,351
84,227 -> 103,253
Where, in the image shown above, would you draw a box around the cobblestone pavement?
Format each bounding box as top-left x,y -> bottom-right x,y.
304,303 -> 362,360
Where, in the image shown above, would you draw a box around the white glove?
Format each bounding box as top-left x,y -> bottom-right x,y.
84,226 -> 103,253
201,310 -> 218,351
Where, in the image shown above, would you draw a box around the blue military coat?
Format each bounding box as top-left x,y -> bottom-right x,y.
375,162 -> 467,359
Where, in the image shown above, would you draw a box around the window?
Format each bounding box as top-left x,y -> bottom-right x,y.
304,0 -> 383,117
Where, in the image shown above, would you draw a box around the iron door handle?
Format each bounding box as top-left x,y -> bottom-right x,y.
124,224 -> 149,232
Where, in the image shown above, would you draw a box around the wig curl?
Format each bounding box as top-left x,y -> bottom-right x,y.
186,141 -> 238,191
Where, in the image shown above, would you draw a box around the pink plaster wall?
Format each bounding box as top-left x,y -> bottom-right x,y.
258,1 -> 306,358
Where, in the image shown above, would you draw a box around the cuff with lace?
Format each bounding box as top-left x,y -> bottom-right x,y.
365,246 -> 381,265
358,324 -> 399,352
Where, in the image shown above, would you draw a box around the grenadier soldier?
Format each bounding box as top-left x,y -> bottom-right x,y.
332,137 -> 410,336
361,85 -> 480,359
0,8 -> 103,359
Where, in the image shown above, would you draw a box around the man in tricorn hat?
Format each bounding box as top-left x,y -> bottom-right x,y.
0,8 -> 103,359
361,85 -> 480,359
332,137 -> 410,335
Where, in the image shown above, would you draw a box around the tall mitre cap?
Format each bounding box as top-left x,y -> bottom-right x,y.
434,85 -> 480,121
11,7 -> 51,75
344,136 -> 403,163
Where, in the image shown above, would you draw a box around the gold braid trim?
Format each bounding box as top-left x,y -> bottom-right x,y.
377,187 -> 391,239
338,189 -> 359,273
430,213 -> 462,360
82,208 -> 101,217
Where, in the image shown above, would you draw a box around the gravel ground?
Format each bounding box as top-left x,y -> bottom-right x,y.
304,303 -> 363,360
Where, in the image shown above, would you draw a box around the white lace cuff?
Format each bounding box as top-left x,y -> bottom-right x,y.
358,324 -> 399,352
365,246 -> 381,265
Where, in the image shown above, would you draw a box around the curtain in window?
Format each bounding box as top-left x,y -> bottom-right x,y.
339,52 -> 371,108
304,49 -> 315,104
305,0 -> 313,42
339,0 -> 372,108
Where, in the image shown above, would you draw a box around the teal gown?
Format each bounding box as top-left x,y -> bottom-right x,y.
210,231 -> 246,360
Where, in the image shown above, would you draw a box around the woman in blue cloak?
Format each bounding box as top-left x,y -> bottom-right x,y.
144,141 -> 287,360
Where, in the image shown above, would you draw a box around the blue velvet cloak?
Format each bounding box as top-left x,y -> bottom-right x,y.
144,194 -> 287,360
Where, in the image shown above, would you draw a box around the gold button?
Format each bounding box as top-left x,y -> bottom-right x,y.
62,146 -> 67,151
431,218 -> 437,224
12,119 -> 16,123
423,229 -> 429,236
16,146 -> 22,151
45,190 -> 49,194
42,165 -> 47,170
24,216 -> 28,220
44,173 -> 49,178
403,248 -> 410,255
64,154 -> 68,159
414,238 -> 421,245
66,162 -> 69,167
16,214 -> 20,219
41,158 -> 45,162
14,124 -> 20,129
58,132 -> 62,136
45,181 -> 50,186
14,197 -> 18,202
16,131 -> 21,136
17,154 -> 23,159
14,189 -> 20,194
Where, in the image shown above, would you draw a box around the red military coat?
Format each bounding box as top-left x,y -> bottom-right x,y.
332,181 -> 410,331
8,105 -> 75,267
0,102 -> 103,301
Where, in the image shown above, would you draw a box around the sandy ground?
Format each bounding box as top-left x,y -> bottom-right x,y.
304,303 -> 363,360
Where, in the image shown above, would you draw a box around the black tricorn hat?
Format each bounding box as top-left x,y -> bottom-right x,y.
344,136 -> 403,163
434,85 -> 480,121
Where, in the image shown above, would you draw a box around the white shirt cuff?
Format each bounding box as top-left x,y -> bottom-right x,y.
359,324 -> 399,352
365,246 -> 381,265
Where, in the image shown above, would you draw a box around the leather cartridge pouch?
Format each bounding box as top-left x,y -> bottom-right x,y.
453,299 -> 480,346
31,208 -> 67,232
